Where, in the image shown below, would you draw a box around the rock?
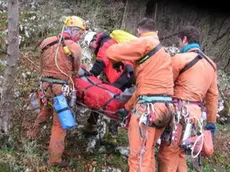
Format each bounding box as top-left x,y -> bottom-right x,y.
24,168 -> 33,172
0,75 -> 4,85
115,146 -> 129,157
164,46 -> 180,56
63,8 -> 72,14
101,167 -> 122,172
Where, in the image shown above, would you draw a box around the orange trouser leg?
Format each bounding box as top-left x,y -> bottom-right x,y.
128,114 -> 163,172
158,124 -> 187,172
158,103 -> 202,172
48,112 -> 66,164
33,106 -> 52,125
27,106 -> 52,139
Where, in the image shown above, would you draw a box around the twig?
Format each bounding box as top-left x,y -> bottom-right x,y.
214,38 -> 230,63
213,26 -> 230,44
120,0 -> 128,29
159,32 -> 179,41
0,35 -> 6,44
214,16 -> 228,44
0,49 -> 7,55
19,51 -> 40,71
154,3 -> 158,23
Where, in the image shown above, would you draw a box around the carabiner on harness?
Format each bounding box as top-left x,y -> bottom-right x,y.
62,84 -> 70,96
139,113 -> 148,126
181,103 -> 190,118
171,103 -> 182,144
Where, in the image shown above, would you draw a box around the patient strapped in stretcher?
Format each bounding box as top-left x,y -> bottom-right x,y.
74,66 -> 134,120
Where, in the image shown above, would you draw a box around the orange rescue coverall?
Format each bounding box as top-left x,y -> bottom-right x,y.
158,49 -> 218,172
28,32 -> 82,165
107,32 -> 174,172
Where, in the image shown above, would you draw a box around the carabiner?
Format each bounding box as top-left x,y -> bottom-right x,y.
62,84 -> 70,96
182,104 -> 189,118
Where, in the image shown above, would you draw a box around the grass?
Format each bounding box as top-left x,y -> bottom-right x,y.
0,27 -> 229,172
1,123 -> 229,172
0,12 -> 7,31
0,54 -> 229,171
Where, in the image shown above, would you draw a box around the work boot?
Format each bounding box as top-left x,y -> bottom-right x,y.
51,161 -> 69,168
108,120 -> 119,138
27,125 -> 40,139
82,123 -> 98,135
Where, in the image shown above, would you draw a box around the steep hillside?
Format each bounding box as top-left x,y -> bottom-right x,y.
0,0 -> 230,171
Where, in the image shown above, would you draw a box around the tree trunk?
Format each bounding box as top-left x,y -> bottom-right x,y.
0,0 -> 19,136
121,0 -> 148,34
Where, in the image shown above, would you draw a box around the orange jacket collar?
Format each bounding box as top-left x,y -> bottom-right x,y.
140,32 -> 158,37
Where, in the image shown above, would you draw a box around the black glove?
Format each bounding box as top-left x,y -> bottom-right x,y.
205,123 -> 216,137
116,108 -> 128,119
113,61 -> 125,72
84,70 -> 93,76
90,60 -> 105,76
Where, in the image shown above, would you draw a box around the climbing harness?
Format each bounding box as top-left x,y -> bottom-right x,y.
170,99 -> 205,159
132,95 -> 173,172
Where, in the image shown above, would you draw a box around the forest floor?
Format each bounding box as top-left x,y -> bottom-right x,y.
0,49 -> 230,172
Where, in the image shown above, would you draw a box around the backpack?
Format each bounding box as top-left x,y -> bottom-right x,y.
110,29 -> 137,43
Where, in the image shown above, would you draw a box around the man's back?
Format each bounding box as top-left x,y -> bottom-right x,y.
107,33 -> 174,97
134,35 -> 173,96
172,50 -> 218,122
172,51 -> 217,102
39,35 -> 81,81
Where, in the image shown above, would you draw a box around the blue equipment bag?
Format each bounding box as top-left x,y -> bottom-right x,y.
53,94 -> 77,129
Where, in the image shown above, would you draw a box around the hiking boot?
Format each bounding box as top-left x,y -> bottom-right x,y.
82,123 -> 98,135
52,161 -> 69,168
108,120 -> 119,137
27,125 -> 40,139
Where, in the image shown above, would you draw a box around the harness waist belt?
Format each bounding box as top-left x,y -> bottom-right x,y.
41,77 -> 68,85
138,95 -> 172,104
173,98 -> 205,111
173,98 -> 201,105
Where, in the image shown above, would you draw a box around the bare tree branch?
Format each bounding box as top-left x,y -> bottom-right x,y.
213,26 -> 230,44
154,3 -> 158,23
120,0 -> 128,29
159,32 -> 179,41
214,36 -> 230,63
214,16 -> 228,43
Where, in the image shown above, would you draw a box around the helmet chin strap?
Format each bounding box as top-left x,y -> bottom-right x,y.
64,28 -> 78,42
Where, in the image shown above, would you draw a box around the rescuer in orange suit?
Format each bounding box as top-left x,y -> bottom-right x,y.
27,16 -> 86,168
106,17 -> 174,172
158,26 -> 218,172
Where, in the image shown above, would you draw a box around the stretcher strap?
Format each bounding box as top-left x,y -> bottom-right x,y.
76,100 -> 117,115
56,107 -> 70,113
103,93 -> 120,110
81,82 -> 103,103
79,75 -> 121,109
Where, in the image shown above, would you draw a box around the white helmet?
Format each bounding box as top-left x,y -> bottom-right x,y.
84,31 -> 97,47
